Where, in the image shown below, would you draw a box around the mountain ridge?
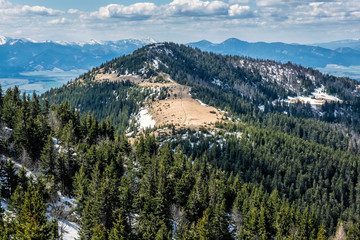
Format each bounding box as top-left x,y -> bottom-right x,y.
42,42 -> 360,135
188,38 -> 360,69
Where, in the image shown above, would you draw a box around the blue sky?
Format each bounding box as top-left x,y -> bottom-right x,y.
1,0 -> 359,44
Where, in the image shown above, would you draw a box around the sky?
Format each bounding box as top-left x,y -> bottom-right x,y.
0,0 -> 360,44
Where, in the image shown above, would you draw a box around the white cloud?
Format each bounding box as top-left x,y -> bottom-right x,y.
167,0 -> 229,16
0,1 -> 63,17
228,0 -> 249,4
228,4 -> 252,17
0,0 -> 11,8
21,5 -> 64,16
48,17 -> 67,24
290,1 -> 360,24
91,3 -> 158,19
256,0 -> 284,6
0,0 -> 359,45
68,9 -> 79,14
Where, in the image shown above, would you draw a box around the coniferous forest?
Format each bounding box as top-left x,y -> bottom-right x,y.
2,43 -> 360,239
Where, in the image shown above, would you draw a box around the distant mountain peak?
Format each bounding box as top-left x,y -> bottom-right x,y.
141,37 -> 157,44
0,36 -> 8,45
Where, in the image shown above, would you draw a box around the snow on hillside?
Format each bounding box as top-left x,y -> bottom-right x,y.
284,86 -> 342,109
196,99 -> 207,106
237,58 -> 316,95
0,134 -> 79,239
137,108 -> 156,130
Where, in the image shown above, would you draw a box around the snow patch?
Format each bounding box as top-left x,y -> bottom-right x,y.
196,99 -> 207,106
59,219 -> 79,240
285,85 -> 342,109
212,78 -> 222,87
136,108 -> 156,130
152,58 -> 160,69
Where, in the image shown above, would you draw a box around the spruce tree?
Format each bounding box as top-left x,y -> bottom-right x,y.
108,214 -> 130,240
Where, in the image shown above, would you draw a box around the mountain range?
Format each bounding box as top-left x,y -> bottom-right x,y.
312,39 -> 360,50
0,36 -> 156,74
1,36 -> 360,94
188,38 -> 360,69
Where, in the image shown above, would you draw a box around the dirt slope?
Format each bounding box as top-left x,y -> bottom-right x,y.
94,71 -> 224,130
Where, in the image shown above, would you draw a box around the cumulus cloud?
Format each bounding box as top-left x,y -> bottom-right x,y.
290,1 -> 360,24
1,0 -> 359,44
167,0 -> 229,16
228,4 -> 253,17
90,3 -> 158,19
0,0 -> 63,16
21,5 -> 64,16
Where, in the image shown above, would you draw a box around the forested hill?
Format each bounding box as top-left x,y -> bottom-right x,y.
43,42 -> 360,133
1,42 -> 358,238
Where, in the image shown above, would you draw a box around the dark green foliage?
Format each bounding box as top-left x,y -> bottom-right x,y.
108,214 -> 131,240
347,223 -> 360,240
43,81 -> 149,134
0,159 -> 18,198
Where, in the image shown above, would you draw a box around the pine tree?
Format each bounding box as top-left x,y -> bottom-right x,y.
80,201 -> 95,240
347,222 -> 360,240
40,135 -> 57,177
108,214 -> 130,240
91,224 -> 107,240
14,186 -> 58,239
213,200 -> 232,240
1,159 -> 19,198
155,221 -> 171,240
73,165 -> 89,217
316,224 -> 327,240
196,208 -> 213,240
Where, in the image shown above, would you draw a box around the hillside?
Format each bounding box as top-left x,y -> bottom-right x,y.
3,43 -> 360,238
43,42 -> 360,134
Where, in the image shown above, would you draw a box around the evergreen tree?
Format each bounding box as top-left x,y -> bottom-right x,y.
108,214 -> 131,240
91,224 -> 107,240
40,135 -> 57,177
1,159 -> 19,198
14,186 -> 58,239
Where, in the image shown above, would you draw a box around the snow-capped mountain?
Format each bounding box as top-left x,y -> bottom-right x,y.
0,36 -> 156,74
0,36 -> 157,93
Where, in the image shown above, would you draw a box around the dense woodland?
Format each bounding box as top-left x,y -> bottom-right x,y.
2,43 -> 360,239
